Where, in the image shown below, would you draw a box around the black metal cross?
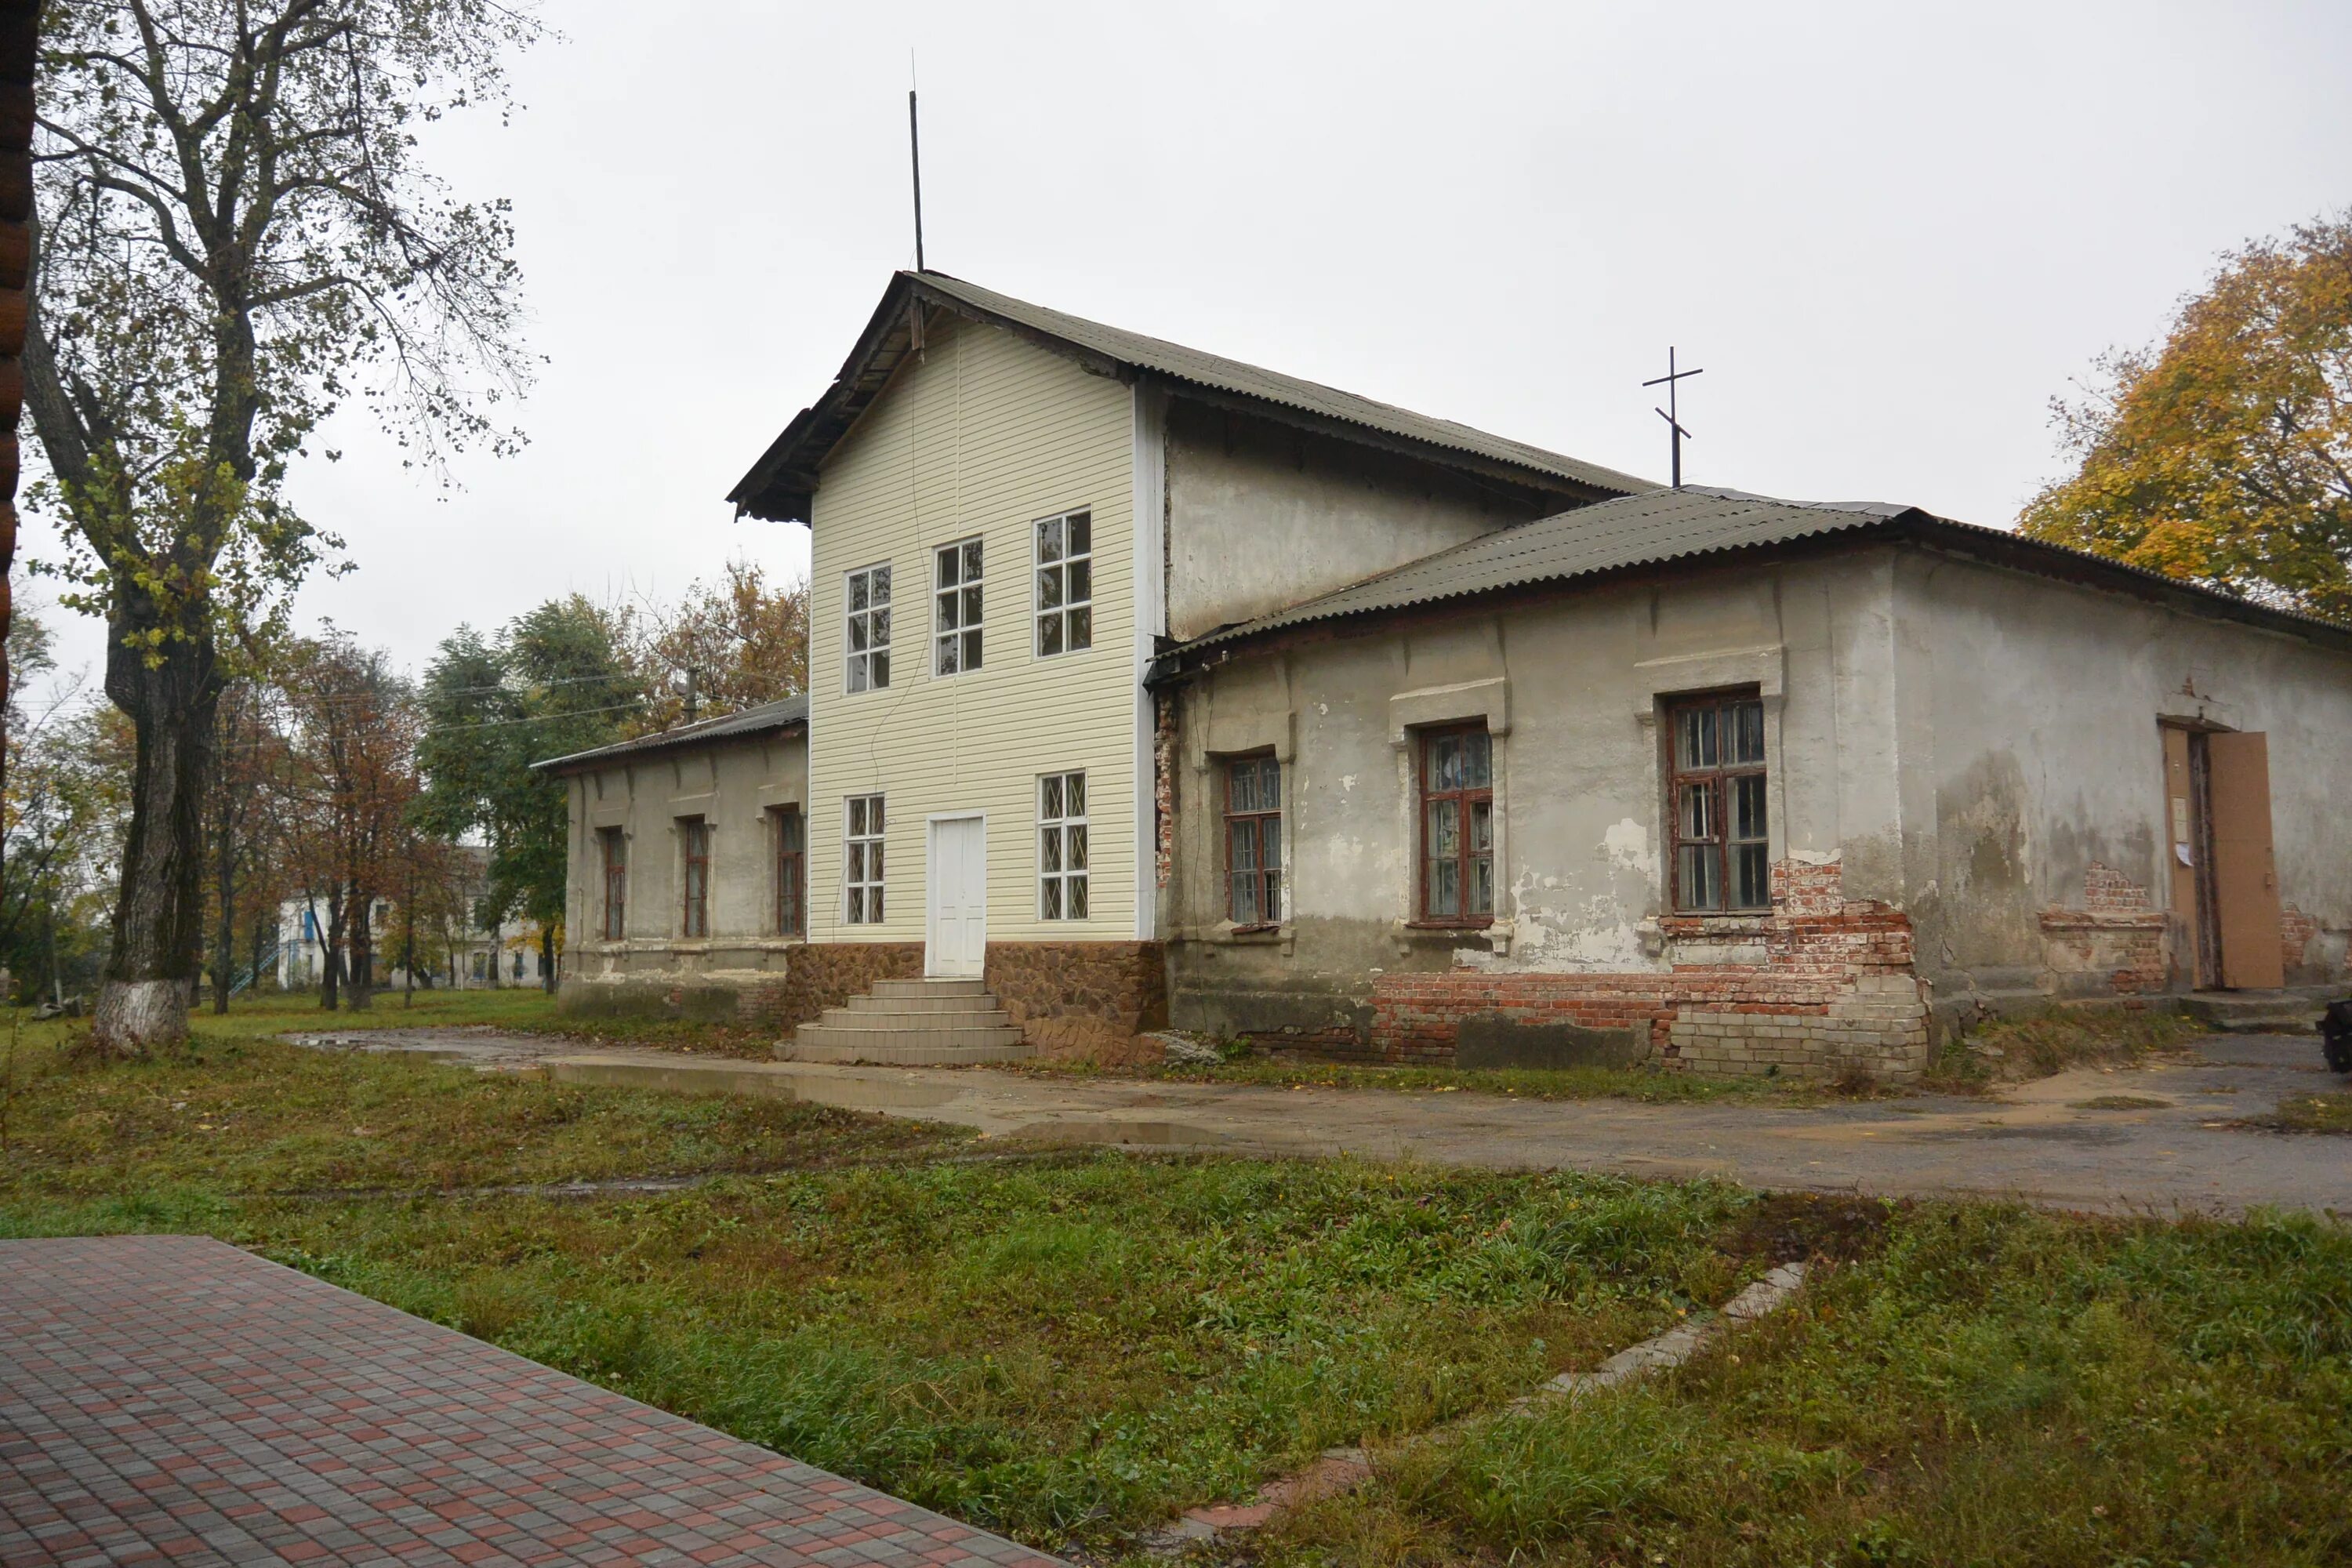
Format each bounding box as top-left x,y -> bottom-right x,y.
1642,347 -> 1704,490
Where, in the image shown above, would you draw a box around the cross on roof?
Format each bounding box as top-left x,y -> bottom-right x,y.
1642,347 -> 1704,490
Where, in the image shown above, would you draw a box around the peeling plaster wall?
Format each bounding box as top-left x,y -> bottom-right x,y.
1162,401 -> 1557,641
557,728 -> 810,1014
1898,552 -> 2352,997
1165,546 -> 1918,1059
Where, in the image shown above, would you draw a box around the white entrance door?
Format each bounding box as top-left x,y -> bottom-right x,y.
927,815 -> 987,978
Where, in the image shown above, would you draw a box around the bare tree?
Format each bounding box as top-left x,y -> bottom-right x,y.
24,0 -> 537,1051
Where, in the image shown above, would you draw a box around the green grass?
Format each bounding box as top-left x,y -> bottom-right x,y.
1926,1003 -> 2209,1091
2245,1092 -> 2352,1134
1014,1054 -> 1859,1105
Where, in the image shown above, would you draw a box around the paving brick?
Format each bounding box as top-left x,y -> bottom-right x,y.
0,1236 -> 1068,1568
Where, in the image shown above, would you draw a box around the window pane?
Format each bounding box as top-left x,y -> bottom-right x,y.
1069,877 -> 1087,920
1265,869 -> 1282,923
1038,517 -> 1062,561
1679,845 -> 1721,911
1068,606 -> 1091,650
935,636 -> 959,674
1471,854 -> 1493,917
1733,700 -> 1766,765
962,540 -> 983,581
1041,775 -> 1062,819
846,887 -> 866,924
1263,816 -> 1279,866
1430,735 -> 1461,791
1041,826 -> 1062,873
1068,558 -> 1091,603
1065,774 -> 1085,818
848,615 -> 869,652
846,842 -> 865,881
1733,773 -> 1767,840
1232,822 -> 1258,870
1734,844 -> 1770,909
1039,614 -> 1062,655
1067,825 -> 1087,871
1038,565 -> 1062,609
872,651 -> 889,687
848,798 -> 866,836
1679,782 -> 1716,840
780,812 -> 803,851
1231,871 -> 1259,925
964,630 -> 982,668
964,585 -> 982,622
869,797 -> 884,832
937,549 -> 958,588
849,573 -> 869,612
1465,730 -> 1491,789
1428,799 -> 1459,858
1470,799 -> 1493,853
869,840 -> 883,877
1676,707 -> 1719,770
1429,858 -> 1460,917
1068,514 -> 1091,555
1041,878 -> 1061,920
870,607 -> 889,644
872,566 -> 890,601
870,887 -> 884,921
937,593 -> 957,630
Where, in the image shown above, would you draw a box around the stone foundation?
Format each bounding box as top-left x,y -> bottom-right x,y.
986,942 -> 1168,1054
1365,859 -> 1931,1082
2038,864 -> 2168,996
742,943 -> 924,1033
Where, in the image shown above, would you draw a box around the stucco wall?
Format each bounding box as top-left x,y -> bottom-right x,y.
559,725 -> 808,1011
1896,550 -> 2352,999
1162,401 -> 1554,641
1163,546 -> 1927,1073
804,310 -> 1142,950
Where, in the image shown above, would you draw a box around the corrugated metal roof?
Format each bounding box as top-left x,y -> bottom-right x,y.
1168,487 -> 1911,655
532,692 -> 808,775
909,274 -> 1657,498
728,272 -> 1654,521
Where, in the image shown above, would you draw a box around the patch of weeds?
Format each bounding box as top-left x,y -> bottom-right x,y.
2069,1094 -> 2175,1111
1717,1191 -> 1897,1265
1119,1057 -> 1842,1105
2238,1092 -> 2352,1134
1926,1004 -> 2205,1091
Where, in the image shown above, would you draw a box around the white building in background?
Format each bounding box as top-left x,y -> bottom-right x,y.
274,848 -> 549,992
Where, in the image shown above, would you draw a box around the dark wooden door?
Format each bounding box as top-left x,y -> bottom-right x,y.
2208,731 -> 2285,990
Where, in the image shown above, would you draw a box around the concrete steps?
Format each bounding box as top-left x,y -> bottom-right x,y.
780,977 -> 1034,1065
2181,990 -> 2326,1035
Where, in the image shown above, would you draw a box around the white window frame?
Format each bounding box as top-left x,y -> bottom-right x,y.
844,794 -> 887,924
1038,771 -> 1089,920
1033,509 -> 1094,658
933,537 -> 984,676
844,563 -> 892,693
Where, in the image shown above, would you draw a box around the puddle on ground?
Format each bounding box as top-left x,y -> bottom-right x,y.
998,1118 -> 1232,1149
541,1058 -> 960,1111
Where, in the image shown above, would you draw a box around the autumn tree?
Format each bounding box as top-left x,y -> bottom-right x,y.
630,560 -> 808,732
2021,212 -> 2352,621
24,0 -> 538,1051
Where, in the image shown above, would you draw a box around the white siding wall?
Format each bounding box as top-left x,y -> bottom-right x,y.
805,313 -> 1138,948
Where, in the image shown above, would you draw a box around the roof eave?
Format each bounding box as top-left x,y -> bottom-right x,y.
531,715 -> 808,777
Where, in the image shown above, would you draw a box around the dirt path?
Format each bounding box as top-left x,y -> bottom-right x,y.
294,1028 -> 2352,1217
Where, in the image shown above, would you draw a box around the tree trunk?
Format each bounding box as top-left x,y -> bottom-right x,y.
346,887 -> 374,1011
321,884 -> 345,1011
210,724 -> 236,1015
91,633 -> 221,1053
539,924 -> 556,994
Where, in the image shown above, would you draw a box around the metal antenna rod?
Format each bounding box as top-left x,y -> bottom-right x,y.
908,87 -> 926,273
1642,347 -> 1704,490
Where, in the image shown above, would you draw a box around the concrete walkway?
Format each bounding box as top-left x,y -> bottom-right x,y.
301,1028 -> 2352,1218
0,1235 -> 1064,1568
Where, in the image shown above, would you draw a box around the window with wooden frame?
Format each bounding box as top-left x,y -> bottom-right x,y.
598,828 -> 627,941
1417,726 -> 1494,924
844,795 -> 885,924
1223,755 -> 1283,927
1666,691 -> 1769,913
1038,771 -> 1088,920
934,538 -> 984,674
844,563 -> 892,691
679,818 -> 710,938
770,806 -> 804,938
1033,510 -> 1092,656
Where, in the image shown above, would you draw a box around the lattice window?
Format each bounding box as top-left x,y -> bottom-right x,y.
844,795 -> 886,924
1667,691 -> 1768,913
1039,771 -> 1088,920
1418,727 -> 1494,924
1224,755 -> 1283,926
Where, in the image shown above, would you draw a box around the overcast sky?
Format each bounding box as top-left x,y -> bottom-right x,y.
21,0 -> 2352,692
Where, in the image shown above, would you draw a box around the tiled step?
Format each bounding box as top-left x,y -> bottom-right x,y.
780,978 -> 1034,1065
820,1006 -> 1014,1030
869,978 -> 989,998
2182,991 -> 2324,1035
784,1036 -> 1035,1066
843,992 -> 1003,1014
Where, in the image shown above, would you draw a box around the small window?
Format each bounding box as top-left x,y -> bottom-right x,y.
471,951 -> 488,982
680,817 -> 710,938
844,794 -> 886,924
845,564 -> 893,692
1418,726 -> 1494,924
1224,755 -> 1283,926
599,828 -> 627,940
1033,510 -> 1093,656
512,949 -> 525,980
1668,692 -> 1769,912
1039,771 -> 1089,920
934,538 -> 984,675
771,806 -> 804,938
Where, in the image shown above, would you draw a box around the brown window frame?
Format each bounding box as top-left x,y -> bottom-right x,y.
599,827 -> 627,941
771,806 -> 805,938
1664,689 -> 1770,914
679,817 -> 711,938
1221,753 -> 1283,928
1415,724 -> 1494,927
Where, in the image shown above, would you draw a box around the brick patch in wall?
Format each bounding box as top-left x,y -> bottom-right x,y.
2281,905 -> 2319,976
988,942 -> 1168,1053
1154,692 -> 1178,891
745,942 -> 925,1032
1366,858 -> 1932,1083
2040,862 -> 2169,996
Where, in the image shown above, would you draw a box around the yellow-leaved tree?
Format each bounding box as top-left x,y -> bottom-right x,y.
2020,213 -> 2352,622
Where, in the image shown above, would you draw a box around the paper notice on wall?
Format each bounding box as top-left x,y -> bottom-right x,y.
2172,797 -> 2190,843
2176,842 -> 2194,867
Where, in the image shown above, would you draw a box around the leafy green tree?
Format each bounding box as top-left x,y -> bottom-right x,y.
418,597 -> 640,992
24,0 -> 540,1051
2021,212 -> 2352,621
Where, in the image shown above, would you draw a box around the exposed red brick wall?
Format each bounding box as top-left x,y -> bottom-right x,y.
2281,905 -> 2318,975
1362,858 -> 1929,1081
2041,862 -> 2168,995
1154,693 -> 1178,891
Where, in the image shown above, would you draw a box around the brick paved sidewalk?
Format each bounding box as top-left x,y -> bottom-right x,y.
0,1235 -> 1065,1567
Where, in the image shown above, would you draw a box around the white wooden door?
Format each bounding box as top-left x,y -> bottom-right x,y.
927,815 -> 987,978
